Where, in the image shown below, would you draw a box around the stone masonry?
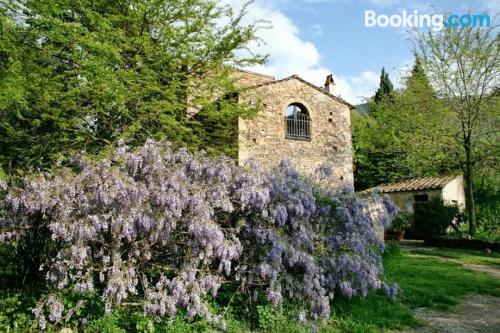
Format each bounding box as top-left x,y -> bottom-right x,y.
236,70 -> 355,191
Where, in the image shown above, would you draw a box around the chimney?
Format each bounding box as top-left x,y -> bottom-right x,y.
324,74 -> 335,94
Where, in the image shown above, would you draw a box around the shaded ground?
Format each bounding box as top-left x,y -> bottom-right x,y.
397,242 -> 500,333
404,294 -> 500,333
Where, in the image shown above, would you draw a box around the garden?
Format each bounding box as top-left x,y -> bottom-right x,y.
0,140 -> 401,331
0,141 -> 499,332
0,0 -> 499,332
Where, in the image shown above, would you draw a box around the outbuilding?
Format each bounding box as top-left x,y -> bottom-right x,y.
364,175 -> 466,213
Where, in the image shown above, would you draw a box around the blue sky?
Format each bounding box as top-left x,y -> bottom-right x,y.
225,0 -> 499,104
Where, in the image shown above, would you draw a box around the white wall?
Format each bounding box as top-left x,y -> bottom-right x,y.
386,189 -> 442,214
441,175 -> 466,211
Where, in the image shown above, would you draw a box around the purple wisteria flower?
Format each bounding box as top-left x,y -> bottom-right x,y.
0,140 -> 398,327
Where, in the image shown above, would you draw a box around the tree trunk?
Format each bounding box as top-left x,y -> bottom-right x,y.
464,148 -> 476,236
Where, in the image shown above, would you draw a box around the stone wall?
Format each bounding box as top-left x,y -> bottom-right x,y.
238,76 -> 354,191
364,197 -> 389,242
235,69 -> 275,87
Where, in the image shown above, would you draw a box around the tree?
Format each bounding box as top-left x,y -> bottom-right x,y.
374,67 -> 394,104
352,57 -> 457,191
0,0 -> 265,174
406,56 -> 433,95
415,25 -> 500,236
352,107 -> 408,190
391,56 -> 458,176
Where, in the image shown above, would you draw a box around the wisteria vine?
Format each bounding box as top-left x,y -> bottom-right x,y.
0,140 -> 398,328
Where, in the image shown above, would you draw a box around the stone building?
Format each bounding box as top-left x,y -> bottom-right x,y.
364,175 -> 466,213
236,70 -> 355,191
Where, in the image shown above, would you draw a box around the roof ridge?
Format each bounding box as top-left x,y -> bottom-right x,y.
363,174 -> 462,193
243,74 -> 355,109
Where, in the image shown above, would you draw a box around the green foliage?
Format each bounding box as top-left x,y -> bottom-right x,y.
444,174 -> 499,241
413,197 -> 461,240
3,242 -> 500,332
352,56 -> 459,190
405,57 -> 431,95
0,242 -> 18,289
354,52 -> 498,239
329,293 -> 419,332
256,305 -> 294,332
373,67 -> 394,104
389,213 -> 413,233
352,109 -> 404,190
414,25 -> 500,236
191,92 -> 259,159
0,294 -> 37,332
384,244 -> 500,311
0,0 -> 264,174
473,174 -> 500,238
384,240 -> 402,256
84,316 -> 126,333
470,229 -> 500,242
83,307 -> 211,333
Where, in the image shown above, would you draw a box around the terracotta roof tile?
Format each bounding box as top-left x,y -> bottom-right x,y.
363,175 -> 461,193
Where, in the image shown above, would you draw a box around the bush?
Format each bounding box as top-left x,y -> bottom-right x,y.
0,294 -> 37,332
388,213 -> 413,233
413,197 -> 461,240
0,140 -> 397,329
384,241 -> 402,256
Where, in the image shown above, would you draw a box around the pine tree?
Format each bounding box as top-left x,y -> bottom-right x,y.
406,56 -> 433,96
374,67 -> 394,104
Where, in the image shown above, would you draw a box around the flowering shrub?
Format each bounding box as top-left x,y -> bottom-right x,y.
0,140 -> 397,328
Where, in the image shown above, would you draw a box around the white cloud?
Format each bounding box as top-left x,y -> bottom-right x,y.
335,71 -> 380,104
224,1 -> 324,77
335,60 -> 412,104
223,0 -> 387,104
311,24 -> 323,36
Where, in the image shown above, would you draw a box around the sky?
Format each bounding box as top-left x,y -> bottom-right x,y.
224,0 -> 499,105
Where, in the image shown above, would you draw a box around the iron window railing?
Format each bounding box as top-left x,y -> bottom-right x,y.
285,113 -> 311,140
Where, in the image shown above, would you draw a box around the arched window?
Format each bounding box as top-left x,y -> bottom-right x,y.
285,103 -> 311,140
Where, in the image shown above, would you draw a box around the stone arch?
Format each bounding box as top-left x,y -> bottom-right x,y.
284,102 -> 311,140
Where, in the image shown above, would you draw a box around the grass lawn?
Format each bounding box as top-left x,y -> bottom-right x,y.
405,246 -> 500,268
384,243 -> 500,310
324,242 -> 500,332
1,243 -> 499,332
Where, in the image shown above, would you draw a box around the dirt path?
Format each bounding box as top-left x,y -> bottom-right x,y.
403,294 -> 500,333
398,245 -> 500,332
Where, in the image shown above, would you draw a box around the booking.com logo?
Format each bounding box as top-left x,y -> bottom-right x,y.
365,10 -> 491,31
